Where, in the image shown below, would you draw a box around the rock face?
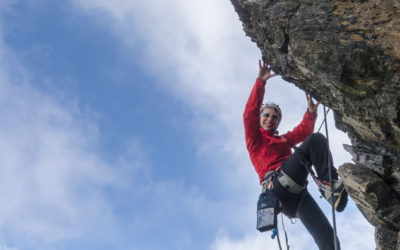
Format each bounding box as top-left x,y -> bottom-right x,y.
230,0 -> 400,249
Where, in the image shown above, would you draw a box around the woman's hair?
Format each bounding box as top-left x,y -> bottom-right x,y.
260,102 -> 282,122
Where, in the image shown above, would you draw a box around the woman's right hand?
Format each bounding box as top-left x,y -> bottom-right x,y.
258,60 -> 277,82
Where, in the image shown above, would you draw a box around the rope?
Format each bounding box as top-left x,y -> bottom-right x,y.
323,105 -> 339,250
271,215 -> 290,250
276,226 -> 283,250
281,214 -> 290,250
317,108 -> 330,133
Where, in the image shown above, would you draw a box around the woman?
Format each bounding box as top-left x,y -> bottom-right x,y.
243,60 -> 347,250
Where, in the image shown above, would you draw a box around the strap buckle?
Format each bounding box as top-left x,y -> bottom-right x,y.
261,170 -> 278,192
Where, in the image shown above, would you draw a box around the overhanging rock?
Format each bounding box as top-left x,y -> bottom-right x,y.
230,1 -> 400,249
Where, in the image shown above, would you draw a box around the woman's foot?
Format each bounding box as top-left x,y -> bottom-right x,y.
320,179 -> 348,212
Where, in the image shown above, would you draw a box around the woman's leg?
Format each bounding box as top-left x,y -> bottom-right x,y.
297,132 -> 338,182
298,191 -> 340,250
280,148 -> 309,186
280,132 -> 347,213
280,133 -> 336,187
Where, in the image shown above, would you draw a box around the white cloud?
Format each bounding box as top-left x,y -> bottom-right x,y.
71,0 -> 262,189
0,245 -> 18,250
211,232 -> 280,250
0,22 -> 141,247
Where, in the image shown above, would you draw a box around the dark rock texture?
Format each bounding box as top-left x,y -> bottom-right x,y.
230,0 -> 400,249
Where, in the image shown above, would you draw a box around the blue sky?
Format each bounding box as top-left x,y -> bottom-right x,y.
0,1 -> 374,250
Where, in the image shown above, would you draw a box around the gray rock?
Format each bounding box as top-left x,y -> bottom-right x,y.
231,0 -> 400,249
375,225 -> 398,250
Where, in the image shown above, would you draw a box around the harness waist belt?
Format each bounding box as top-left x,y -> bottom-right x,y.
277,171 -> 305,194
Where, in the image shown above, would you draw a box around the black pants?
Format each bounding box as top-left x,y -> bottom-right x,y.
273,133 -> 340,250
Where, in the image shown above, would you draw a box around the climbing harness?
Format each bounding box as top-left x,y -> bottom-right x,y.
277,171 -> 305,194
257,105 -> 339,250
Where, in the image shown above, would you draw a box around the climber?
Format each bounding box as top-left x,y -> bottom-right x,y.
244,60 -> 348,250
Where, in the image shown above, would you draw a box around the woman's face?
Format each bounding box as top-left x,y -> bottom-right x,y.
260,107 -> 279,131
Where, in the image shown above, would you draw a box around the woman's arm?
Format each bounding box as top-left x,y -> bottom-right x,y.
285,93 -> 321,146
243,60 -> 277,151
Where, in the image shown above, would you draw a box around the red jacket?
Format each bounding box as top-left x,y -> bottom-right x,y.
243,79 -> 317,183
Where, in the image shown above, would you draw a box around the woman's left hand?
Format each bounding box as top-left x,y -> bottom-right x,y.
306,93 -> 322,113
258,60 -> 277,82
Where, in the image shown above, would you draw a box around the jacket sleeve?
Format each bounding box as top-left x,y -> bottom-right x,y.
243,78 -> 265,152
284,111 -> 317,147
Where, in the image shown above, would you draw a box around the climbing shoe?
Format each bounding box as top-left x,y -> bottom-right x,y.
320,179 -> 348,212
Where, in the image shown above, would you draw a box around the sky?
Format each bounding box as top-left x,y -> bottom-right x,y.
0,1 -> 375,250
